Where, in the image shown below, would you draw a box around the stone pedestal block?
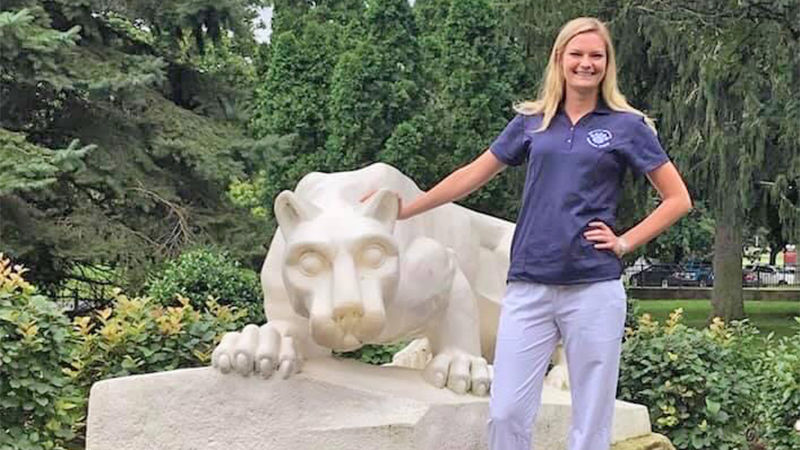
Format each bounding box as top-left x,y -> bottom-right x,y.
87,358 -> 657,450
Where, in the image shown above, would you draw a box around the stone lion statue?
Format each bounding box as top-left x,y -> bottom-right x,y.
211,163 -> 569,395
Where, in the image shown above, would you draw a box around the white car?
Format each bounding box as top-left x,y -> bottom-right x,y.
779,266 -> 797,285
743,265 -> 796,286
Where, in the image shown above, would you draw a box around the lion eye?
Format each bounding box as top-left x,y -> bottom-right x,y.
361,244 -> 386,268
298,251 -> 326,276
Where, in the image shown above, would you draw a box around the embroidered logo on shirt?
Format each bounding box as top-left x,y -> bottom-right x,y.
587,129 -> 613,149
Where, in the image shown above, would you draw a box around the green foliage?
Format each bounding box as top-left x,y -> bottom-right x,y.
0,129 -> 93,195
613,0 -> 800,318
613,0 -> 800,215
1,83 -> 268,300
325,0 -> 423,170
68,290 -> 249,394
187,34 -> 258,121
247,17 -> 346,212
619,310 -> 762,449
250,23 -> 343,148
1,0 -> 269,308
0,254 -> 254,446
645,201 -> 715,264
244,0 -> 530,224
0,255 -> 82,449
0,7 -> 80,89
753,319 -> 800,449
624,294 -> 640,334
225,133 -> 296,229
336,341 -> 409,366
146,247 -> 263,323
382,0 -> 527,220
92,0 -> 262,57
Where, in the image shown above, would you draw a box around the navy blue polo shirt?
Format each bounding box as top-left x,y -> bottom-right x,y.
490,104 -> 669,285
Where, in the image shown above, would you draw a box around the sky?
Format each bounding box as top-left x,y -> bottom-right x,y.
253,6 -> 273,44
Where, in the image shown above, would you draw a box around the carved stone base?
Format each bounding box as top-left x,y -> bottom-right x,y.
87,358 -> 661,450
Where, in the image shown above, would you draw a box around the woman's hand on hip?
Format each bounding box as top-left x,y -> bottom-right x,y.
584,221 -> 629,258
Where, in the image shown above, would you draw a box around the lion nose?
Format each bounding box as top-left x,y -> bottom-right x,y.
333,302 -> 364,322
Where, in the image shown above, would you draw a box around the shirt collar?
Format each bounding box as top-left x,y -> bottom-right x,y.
557,98 -> 612,116
594,98 -> 612,115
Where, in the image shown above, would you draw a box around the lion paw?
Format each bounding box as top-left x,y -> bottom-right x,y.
211,323 -> 302,379
422,350 -> 491,396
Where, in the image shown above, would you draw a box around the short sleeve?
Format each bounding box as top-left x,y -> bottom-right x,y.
623,117 -> 670,176
490,115 -> 529,167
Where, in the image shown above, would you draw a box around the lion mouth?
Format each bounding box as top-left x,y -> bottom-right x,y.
310,310 -> 386,351
335,311 -> 363,335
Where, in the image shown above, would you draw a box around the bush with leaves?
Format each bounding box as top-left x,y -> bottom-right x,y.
753,319 -> 800,450
68,290 -> 250,395
618,309 -> 762,450
624,294 -> 641,334
0,255 -> 82,450
146,247 -> 263,323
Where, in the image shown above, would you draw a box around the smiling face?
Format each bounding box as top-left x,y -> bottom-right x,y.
561,31 -> 607,95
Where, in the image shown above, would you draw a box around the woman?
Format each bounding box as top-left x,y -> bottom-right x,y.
372,17 -> 691,450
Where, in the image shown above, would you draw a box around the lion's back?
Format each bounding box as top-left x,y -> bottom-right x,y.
294,163 -> 424,208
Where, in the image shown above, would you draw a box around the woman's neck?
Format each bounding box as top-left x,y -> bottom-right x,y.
563,89 -> 599,125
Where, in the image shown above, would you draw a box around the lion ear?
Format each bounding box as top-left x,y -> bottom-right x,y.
274,190 -> 321,237
358,189 -> 399,231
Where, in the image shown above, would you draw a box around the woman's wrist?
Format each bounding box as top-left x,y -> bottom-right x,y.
616,236 -> 630,257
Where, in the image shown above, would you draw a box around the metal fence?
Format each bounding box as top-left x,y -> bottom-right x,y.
622,260 -> 799,288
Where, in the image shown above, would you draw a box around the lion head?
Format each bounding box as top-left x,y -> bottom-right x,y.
274,189 -> 401,351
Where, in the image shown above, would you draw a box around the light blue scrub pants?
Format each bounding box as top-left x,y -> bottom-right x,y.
487,279 -> 627,450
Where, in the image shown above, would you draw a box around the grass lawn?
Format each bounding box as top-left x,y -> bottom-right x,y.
635,300 -> 800,337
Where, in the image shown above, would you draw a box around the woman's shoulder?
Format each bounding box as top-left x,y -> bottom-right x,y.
607,110 -> 654,134
511,111 -> 544,129
608,109 -> 646,123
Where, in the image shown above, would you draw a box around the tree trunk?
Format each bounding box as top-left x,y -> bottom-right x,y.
711,197 -> 745,322
768,245 -> 781,266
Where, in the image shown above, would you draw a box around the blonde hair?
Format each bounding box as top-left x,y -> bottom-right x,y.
515,17 -> 656,133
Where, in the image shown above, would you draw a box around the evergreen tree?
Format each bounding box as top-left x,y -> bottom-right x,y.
1,0 -> 271,307
242,1 -> 363,227
614,0 -> 800,320
325,0 -> 423,170
495,0 -> 602,78
382,0 -> 527,219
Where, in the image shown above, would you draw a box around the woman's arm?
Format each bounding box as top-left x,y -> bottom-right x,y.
364,149 -> 507,220
584,161 -> 692,256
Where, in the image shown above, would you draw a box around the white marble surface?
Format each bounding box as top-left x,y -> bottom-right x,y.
87,358 -> 652,450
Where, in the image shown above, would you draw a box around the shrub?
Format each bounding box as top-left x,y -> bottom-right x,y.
753,319 -> 800,450
618,309 -> 762,450
0,255 -> 82,450
624,294 -> 641,334
68,290 -> 250,393
146,247 -> 263,323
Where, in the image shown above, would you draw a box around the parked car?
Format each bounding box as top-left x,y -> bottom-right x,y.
777,266 -> 796,285
743,264 -> 795,286
629,263 -> 682,287
622,256 -> 655,284
671,262 -> 714,287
